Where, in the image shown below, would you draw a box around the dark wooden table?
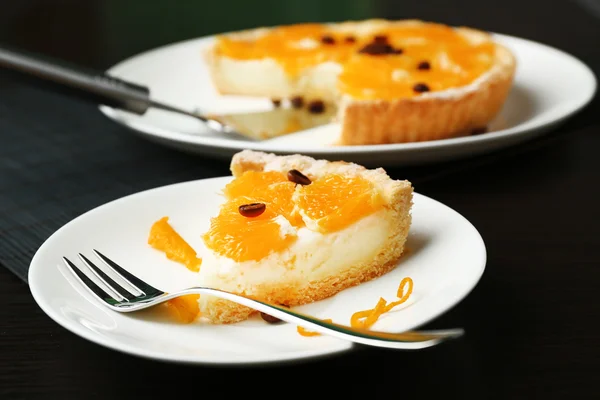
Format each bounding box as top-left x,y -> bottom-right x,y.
1,0 -> 599,398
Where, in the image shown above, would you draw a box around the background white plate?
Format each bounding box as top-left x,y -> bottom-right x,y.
100,31 -> 596,166
29,176 -> 486,365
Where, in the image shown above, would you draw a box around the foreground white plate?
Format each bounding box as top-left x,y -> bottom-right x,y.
100,30 -> 596,166
29,176 -> 486,365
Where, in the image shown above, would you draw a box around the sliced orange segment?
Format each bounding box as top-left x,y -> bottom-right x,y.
215,23 -> 354,75
223,170 -> 303,227
203,196 -> 297,262
296,173 -> 384,232
203,170 -> 384,263
338,24 -> 495,99
165,294 -> 200,323
223,170 -> 288,198
215,22 -> 496,98
148,217 -> 202,272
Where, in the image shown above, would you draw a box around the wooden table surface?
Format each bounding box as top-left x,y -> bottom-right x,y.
1,0 -> 598,398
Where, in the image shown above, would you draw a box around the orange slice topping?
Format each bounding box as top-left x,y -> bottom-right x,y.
203,196 -> 297,263
214,21 -> 496,99
203,170 -> 384,262
148,217 -> 202,272
223,170 -> 302,226
339,25 -> 495,99
295,174 -> 384,232
165,294 -> 200,323
215,24 -> 353,76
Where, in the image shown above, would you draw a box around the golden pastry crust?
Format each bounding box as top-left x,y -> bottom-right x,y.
199,150 -> 413,324
199,254 -> 404,324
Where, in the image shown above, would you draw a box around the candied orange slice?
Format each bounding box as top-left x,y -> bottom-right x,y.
203,196 -> 297,262
165,294 -> 200,323
223,170 -> 303,227
148,217 -> 202,272
296,173 -> 384,232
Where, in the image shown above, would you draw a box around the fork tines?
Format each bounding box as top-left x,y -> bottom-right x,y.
62,250 -> 161,307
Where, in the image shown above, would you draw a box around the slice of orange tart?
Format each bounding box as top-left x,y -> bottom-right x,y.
195,150 -> 413,324
205,19 -> 516,145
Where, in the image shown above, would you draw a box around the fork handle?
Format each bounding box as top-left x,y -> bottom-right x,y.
0,45 -> 152,115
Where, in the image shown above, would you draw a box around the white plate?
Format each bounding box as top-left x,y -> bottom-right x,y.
100,30 -> 596,166
29,176 -> 486,365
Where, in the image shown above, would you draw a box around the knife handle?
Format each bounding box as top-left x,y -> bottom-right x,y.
0,46 -> 151,115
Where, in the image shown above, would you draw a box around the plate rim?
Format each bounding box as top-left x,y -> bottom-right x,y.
99,30 -> 597,157
28,176 -> 487,365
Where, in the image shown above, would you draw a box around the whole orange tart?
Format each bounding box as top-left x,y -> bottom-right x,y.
205,19 -> 516,144
187,150 -> 414,324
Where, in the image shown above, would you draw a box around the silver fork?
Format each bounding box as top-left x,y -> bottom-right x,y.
61,250 -> 464,350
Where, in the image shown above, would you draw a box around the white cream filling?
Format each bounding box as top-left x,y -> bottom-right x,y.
217,57 -> 342,102
274,214 -> 296,238
197,209 -> 392,293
